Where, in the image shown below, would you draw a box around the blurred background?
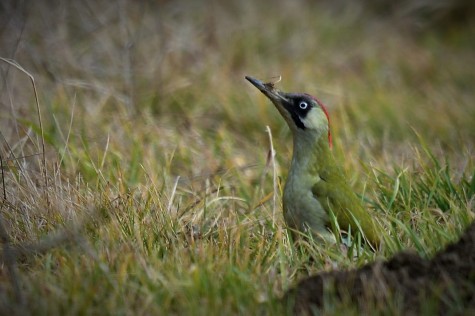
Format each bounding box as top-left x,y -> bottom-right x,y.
1,0 -> 474,177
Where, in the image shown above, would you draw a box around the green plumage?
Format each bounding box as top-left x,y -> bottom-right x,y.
309,138 -> 379,246
245,75 -> 380,247
282,134 -> 380,247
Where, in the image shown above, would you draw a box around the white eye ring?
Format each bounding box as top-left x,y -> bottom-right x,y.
299,101 -> 308,109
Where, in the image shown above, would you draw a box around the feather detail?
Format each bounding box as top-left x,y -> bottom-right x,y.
305,94 -> 332,148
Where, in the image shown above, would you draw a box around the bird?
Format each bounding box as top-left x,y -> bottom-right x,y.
246,75 -> 380,247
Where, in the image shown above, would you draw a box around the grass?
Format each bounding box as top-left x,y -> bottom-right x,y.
1,0 -> 474,314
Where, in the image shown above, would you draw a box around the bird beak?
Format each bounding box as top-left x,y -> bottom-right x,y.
245,76 -> 288,104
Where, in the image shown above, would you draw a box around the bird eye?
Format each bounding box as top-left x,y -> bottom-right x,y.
299,101 -> 308,109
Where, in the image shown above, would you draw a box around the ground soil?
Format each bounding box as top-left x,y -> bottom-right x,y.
284,222 -> 475,315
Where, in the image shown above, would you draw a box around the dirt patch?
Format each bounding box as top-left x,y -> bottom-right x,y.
284,222 -> 475,315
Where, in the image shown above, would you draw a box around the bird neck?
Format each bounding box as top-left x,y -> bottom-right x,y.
290,129 -> 332,172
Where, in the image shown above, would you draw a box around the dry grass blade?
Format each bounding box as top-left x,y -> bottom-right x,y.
0,57 -> 48,203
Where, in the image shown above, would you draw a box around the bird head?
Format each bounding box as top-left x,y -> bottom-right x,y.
246,76 -> 332,148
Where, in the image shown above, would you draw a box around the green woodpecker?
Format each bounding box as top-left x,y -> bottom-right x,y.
246,76 -> 380,247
